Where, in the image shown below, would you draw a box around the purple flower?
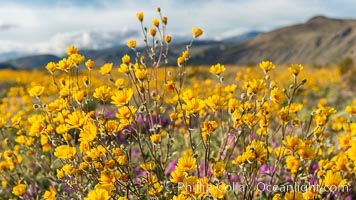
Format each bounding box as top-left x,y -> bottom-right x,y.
165,160 -> 177,174
133,149 -> 140,155
309,175 -> 318,185
198,162 -> 212,177
249,133 -> 256,141
230,175 -> 238,182
62,181 -> 74,195
260,165 -> 275,174
23,193 -> 31,200
286,176 -> 292,182
311,163 -> 318,172
260,164 -> 268,173
272,141 -> 278,148
345,195 -> 353,200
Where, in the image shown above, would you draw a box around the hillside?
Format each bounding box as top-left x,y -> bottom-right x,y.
217,16 -> 356,66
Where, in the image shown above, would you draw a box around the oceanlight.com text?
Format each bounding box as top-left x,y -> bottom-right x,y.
177,181 -> 350,194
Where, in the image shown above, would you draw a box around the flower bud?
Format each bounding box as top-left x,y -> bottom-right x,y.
165,35 -> 172,43
162,16 -> 168,25
177,57 -> 184,67
152,18 -> 160,27
192,27 -> 203,38
136,11 -> 144,22
149,28 -> 157,37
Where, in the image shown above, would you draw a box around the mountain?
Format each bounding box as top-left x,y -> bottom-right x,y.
2,55 -> 60,69
214,16 -> 356,66
2,15 -> 356,69
0,51 -> 30,63
222,31 -> 262,43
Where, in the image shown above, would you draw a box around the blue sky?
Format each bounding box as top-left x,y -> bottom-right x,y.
0,0 -> 356,58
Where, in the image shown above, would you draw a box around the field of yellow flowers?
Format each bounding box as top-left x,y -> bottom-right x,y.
0,8 -> 356,200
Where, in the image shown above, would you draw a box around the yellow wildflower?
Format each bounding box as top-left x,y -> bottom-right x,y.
57,169 -> 64,179
289,102 -> 303,113
106,120 -> 120,134
43,186 -> 56,200
57,57 -> 73,72
84,188 -> 109,200
259,61 -> 275,72
208,183 -> 228,199
65,110 -> 85,128
127,40 -> 136,49
176,156 -> 197,172
93,86 -> 112,101
170,169 -> 185,183
46,62 -> 57,74
243,113 -> 260,127
111,88 -> 133,106
209,63 -> 226,76
272,194 -> 282,200
140,161 -> 156,171
346,105 -> 356,115
85,59 -> 95,70
134,68 -> 147,80
150,133 -> 161,143
203,120 -> 218,133
177,56 -> 185,67
118,63 -> 130,74
164,80 -> 175,93
279,106 -> 292,123
66,45 -> 78,55
29,86 -> 44,97
79,122 -> 97,143
179,176 -> 199,197
297,146 -> 316,160
288,64 -> 304,76
283,136 -> 302,151
246,79 -> 266,95
212,161 -> 226,178
205,94 -> 224,110
286,156 -> 300,173
62,164 -> 75,175
245,140 -> 267,163
323,170 -> 348,189
70,53 -> 85,65
99,63 -> 113,75
270,88 -> 285,104
12,181 -> 26,196
173,194 -> 190,200
121,54 -> 130,64
29,120 -> 45,137
285,191 -> 303,200
54,145 -> 76,159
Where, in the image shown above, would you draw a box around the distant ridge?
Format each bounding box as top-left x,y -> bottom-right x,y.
2,55 -> 60,70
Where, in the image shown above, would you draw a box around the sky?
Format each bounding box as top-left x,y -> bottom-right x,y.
0,0 -> 356,60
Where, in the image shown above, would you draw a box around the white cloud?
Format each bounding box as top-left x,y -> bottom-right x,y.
33,29 -> 139,55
